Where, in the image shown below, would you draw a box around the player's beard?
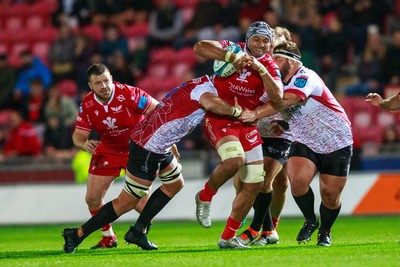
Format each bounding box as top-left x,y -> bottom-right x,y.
280,60 -> 291,81
96,87 -> 112,102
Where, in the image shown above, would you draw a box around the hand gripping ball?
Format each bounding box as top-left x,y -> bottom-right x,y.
213,45 -> 245,77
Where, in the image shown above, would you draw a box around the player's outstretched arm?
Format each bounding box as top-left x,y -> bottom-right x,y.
240,92 -> 300,124
199,93 -> 242,117
366,92 -> 400,110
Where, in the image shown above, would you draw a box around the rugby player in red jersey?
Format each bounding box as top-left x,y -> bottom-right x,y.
194,21 -> 284,249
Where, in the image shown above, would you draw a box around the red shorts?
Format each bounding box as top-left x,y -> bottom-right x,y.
203,117 -> 262,152
89,144 -> 128,176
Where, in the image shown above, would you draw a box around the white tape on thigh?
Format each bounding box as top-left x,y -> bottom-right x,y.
217,141 -> 245,161
238,164 -> 265,183
159,163 -> 182,184
244,144 -> 263,163
124,176 -> 149,198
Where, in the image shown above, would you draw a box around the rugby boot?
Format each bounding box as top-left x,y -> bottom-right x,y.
62,228 -> 82,253
218,236 -> 251,249
195,192 -> 211,228
296,219 -> 319,244
252,230 -> 279,246
124,226 -> 158,250
91,235 -> 118,249
317,231 -> 332,247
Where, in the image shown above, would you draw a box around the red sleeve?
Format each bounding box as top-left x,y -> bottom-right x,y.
128,85 -> 154,115
75,102 -> 92,132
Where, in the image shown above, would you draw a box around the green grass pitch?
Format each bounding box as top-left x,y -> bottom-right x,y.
0,216 -> 398,267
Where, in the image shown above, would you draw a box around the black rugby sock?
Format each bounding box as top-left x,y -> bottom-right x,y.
81,201 -> 119,239
134,187 -> 171,233
319,202 -> 341,233
250,192 -> 273,232
293,188 -> 317,222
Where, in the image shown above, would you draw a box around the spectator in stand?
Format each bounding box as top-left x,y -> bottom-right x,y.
49,22 -> 77,82
42,81 -> 78,160
74,33 -> 96,92
383,29 -> 400,86
319,14 -> 348,93
174,0 -> 224,49
379,124 -> 400,154
98,25 -> 129,65
147,0 -> 184,49
345,24 -> 386,97
89,0 -> 126,26
14,50 -> 53,112
191,0 -> 242,43
298,8 -> 325,70
68,0 -> 96,28
3,109 -> 42,158
239,0 -> 270,23
108,51 -> 135,85
331,0 -> 389,57
26,79 -> 46,125
128,38 -> 150,81
0,53 -> 16,110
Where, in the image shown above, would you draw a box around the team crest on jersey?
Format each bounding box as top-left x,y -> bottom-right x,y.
117,95 -> 125,102
103,117 -> 117,129
294,76 -> 308,88
236,69 -> 251,83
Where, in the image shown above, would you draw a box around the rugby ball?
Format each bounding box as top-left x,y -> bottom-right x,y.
213,45 -> 245,77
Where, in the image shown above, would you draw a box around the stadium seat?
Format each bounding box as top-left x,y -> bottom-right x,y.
147,63 -> 169,79
119,22 -> 149,38
81,24 -> 104,42
338,96 -> 356,121
172,62 -> 192,78
175,47 -> 198,66
174,0 -> 199,8
26,15 -> 46,31
376,110 -> 396,127
31,42 -> 50,66
30,26 -> 58,43
149,47 -> 176,65
7,3 -> 29,17
137,77 -> 163,96
353,125 -> 383,145
350,97 -> 378,127
57,79 -> 78,98
0,43 -> 7,54
5,16 -> 23,31
28,0 -> 58,17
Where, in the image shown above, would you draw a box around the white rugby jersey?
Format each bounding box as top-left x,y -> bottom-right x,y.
257,114 -> 293,141
131,76 -> 216,154
280,66 -> 353,153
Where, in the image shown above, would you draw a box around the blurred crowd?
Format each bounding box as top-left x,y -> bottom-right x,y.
1,0 -> 400,167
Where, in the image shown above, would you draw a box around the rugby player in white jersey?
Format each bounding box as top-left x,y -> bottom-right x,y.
240,41 -> 353,247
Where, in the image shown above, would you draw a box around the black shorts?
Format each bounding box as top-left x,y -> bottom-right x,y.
288,142 -> 352,176
261,137 -> 292,165
126,141 -> 174,182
